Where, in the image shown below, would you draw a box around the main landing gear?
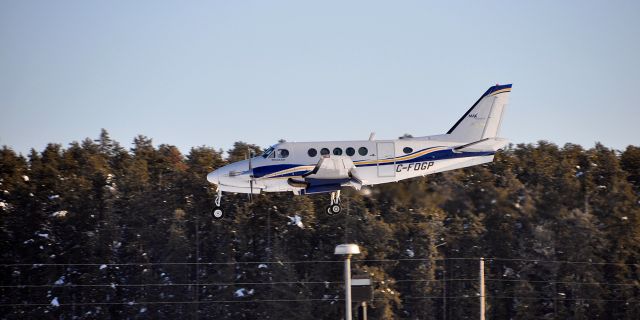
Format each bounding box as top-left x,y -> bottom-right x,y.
211,188 -> 224,219
326,190 -> 342,215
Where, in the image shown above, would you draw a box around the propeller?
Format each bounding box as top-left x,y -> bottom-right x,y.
247,147 -> 255,202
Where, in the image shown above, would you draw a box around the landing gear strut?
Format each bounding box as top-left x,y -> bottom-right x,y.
211,188 -> 224,219
326,190 -> 342,215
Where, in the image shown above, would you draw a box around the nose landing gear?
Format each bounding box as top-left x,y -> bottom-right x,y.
326,190 -> 342,215
211,188 -> 224,219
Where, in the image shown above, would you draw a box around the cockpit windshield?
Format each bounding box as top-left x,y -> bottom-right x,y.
261,145 -> 276,158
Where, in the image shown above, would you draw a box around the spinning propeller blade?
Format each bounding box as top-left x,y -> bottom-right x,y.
247,148 -> 254,202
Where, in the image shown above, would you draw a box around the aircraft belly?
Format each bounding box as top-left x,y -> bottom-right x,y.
261,178 -> 296,192
368,155 -> 495,184
431,155 -> 494,174
351,166 -> 377,185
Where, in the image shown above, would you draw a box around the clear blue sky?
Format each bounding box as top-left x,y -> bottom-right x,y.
2,1 -> 639,155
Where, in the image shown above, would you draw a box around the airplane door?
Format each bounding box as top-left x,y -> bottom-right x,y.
377,142 -> 396,177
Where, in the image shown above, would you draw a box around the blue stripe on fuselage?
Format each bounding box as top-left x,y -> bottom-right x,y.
252,149 -> 495,179
354,149 -> 495,167
252,164 -> 310,178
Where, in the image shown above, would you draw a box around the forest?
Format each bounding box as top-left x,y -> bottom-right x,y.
1,129 -> 639,319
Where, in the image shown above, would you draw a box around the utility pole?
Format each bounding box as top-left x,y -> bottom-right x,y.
194,212 -> 199,320
361,301 -> 367,320
442,259 -> 447,320
345,254 -> 352,320
335,244 -> 360,320
480,257 -> 485,320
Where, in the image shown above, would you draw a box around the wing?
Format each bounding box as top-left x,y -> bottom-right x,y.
288,156 -> 362,194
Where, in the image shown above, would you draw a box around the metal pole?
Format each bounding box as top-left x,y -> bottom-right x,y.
345,255 -> 352,320
442,259 -> 446,320
194,212 -> 199,320
480,257 -> 485,320
361,301 -> 367,320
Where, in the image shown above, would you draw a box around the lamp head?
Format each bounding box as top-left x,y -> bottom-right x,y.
334,244 -> 360,256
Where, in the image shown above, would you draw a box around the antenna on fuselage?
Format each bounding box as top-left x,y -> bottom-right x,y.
368,132 -> 376,141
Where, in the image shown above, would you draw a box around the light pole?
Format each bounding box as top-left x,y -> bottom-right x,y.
335,244 -> 361,320
480,257 -> 485,320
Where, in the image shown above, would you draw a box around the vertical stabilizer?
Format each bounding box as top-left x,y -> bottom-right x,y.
446,84 -> 511,141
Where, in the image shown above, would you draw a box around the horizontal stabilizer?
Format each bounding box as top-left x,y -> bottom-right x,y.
453,137 -> 509,153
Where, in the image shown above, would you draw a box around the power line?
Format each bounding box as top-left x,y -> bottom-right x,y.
392,296 -> 637,303
486,278 -> 640,287
2,295 -> 636,308
4,277 -> 637,290
3,256 -> 637,267
0,280 -> 345,289
487,257 -> 640,267
486,296 -> 638,302
0,298 -> 344,308
0,278 -> 466,289
0,260 -> 343,267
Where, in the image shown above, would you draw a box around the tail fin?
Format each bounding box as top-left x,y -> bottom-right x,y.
446,84 -> 511,141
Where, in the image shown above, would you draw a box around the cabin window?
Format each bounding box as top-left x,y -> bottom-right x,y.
403,147 -> 413,154
320,148 -> 330,156
358,147 -> 368,156
308,148 -> 317,157
276,149 -> 289,158
346,147 -> 355,156
333,148 -> 343,155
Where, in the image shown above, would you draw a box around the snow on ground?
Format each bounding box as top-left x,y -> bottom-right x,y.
54,276 -> 65,285
503,267 -> 516,277
50,297 -> 59,307
36,233 -> 49,239
51,210 -> 67,218
22,175 -> 29,182
100,264 -> 107,270
48,195 -> 60,200
0,201 -> 6,209
287,215 -> 304,229
234,288 -> 255,298
258,264 -> 268,269
405,249 -> 415,258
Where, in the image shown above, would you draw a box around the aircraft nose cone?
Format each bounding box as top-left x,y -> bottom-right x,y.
207,170 -> 220,184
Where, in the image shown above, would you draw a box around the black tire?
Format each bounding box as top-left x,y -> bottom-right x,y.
326,206 -> 334,215
211,207 -> 224,219
330,204 -> 342,214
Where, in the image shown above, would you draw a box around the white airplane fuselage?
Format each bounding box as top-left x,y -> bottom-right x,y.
207,138 -> 502,194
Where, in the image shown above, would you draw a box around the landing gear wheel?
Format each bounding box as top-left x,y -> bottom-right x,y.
326,190 -> 342,215
326,206 -> 334,215
211,207 -> 224,219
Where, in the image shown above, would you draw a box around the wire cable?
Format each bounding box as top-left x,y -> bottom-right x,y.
2,295 -> 636,308
3,256 -> 637,267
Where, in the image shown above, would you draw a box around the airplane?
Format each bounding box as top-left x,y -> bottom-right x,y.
207,84 -> 512,219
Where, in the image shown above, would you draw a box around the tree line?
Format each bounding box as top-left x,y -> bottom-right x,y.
1,129 -> 639,319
